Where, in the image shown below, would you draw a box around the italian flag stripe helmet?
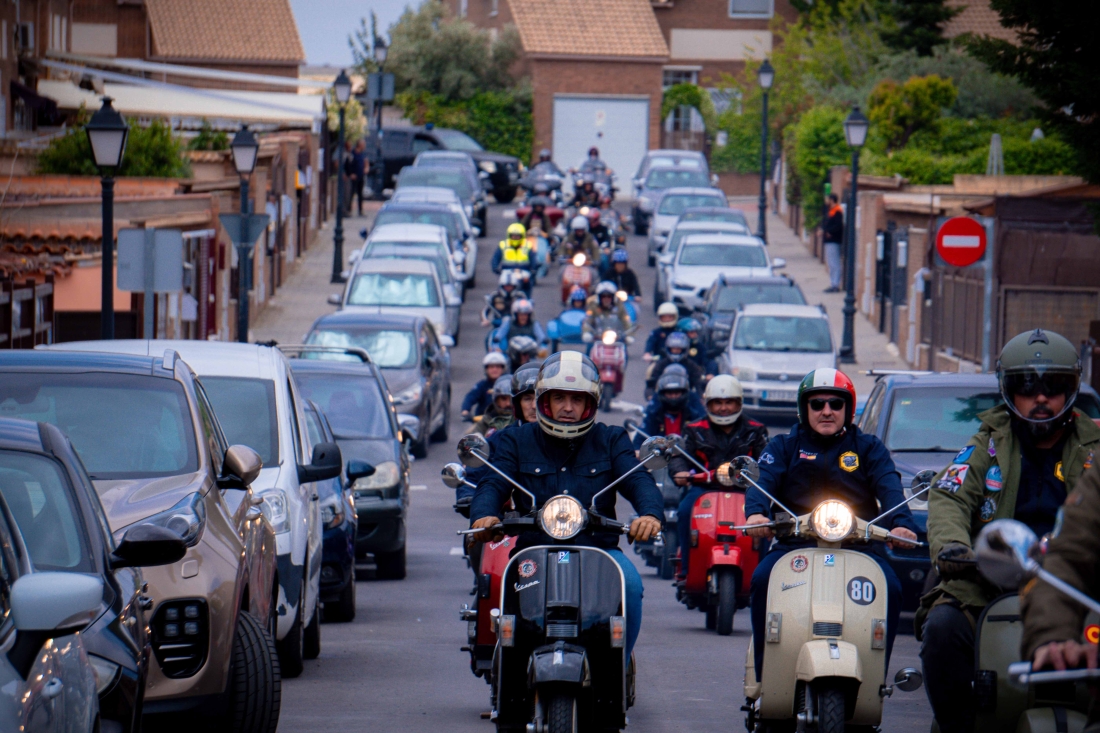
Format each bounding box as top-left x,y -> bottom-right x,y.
797,368 -> 857,427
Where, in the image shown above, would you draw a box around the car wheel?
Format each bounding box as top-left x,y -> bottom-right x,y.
303,599 -> 321,660
220,611 -> 281,733
494,187 -> 517,204
324,577 -> 356,623
467,271 -> 477,289
276,585 -> 305,678
430,402 -> 449,443
411,430 -> 429,459
375,544 -> 407,580
633,213 -> 646,236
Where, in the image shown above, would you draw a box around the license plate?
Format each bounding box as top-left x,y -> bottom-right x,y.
762,390 -> 797,402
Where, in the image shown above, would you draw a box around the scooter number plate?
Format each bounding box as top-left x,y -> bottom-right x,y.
847,577 -> 876,605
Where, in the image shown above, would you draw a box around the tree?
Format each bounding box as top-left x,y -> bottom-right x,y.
880,0 -> 960,56
789,106 -> 850,228
868,74 -> 957,150
36,111 -> 190,178
325,89 -> 366,145
965,0 -> 1100,182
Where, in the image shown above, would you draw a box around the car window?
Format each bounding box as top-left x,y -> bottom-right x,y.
199,378 -> 280,466
716,283 -> 807,311
364,248 -> 452,285
680,209 -> 747,225
285,378 -> 306,463
885,388 -> 1002,452
732,316 -> 833,353
192,381 -> 226,476
347,272 -> 440,307
412,136 -> 439,155
679,243 -> 767,268
668,227 -> 742,256
292,372 -> 393,440
381,130 -> 410,154
1075,392 -> 1100,419
0,373 -> 199,479
374,210 -> 460,241
397,168 -> 474,198
303,405 -> 323,448
860,382 -> 887,435
0,503 -> 18,626
645,169 -> 709,189
658,194 -> 725,216
306,328 -> 419,369
434,129 -> 484,151
423,324 -> 440,358
0,451 -> 92,572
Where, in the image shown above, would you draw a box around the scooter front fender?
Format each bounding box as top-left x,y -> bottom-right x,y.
795,639 -> 862,684
710,543 -> 742,567
529,642 -> 589,686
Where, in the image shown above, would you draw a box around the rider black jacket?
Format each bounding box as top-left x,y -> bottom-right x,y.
470,422 -> 663,549
608,268 -> 641,297
668,416 -> 769,486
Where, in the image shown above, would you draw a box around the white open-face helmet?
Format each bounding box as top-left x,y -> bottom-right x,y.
703,374 -> 744,425
535,351 -> 601,439
657,302 -> 679,321
483,352 -> 508,369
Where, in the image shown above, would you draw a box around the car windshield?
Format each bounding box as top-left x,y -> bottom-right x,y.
885,388 -> 1004,451
397,168 -> 474,198
347,272 -> 440,307
374,210 -> 460,241
306,328 -> 419,369
0,373 -> 198,479
434,129 -> 484,151
645,169 -> 709,189
198,377 -> 280,466
292,372 -> 393,440
658,195 -> 725,216
667,227 -> 744,256
364,246 -> 452,284
679,243 -> 767,267
681,210 -> 747,226
648,156 -> 701,170
716,284 -> 807,311
0,451 -> 92,572
417,155 -> 471,169
732,316 -> 833,353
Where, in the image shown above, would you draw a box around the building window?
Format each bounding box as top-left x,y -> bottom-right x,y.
663,69 -> 698,89
729,0 -> 773,18
459,0 -> 468,16
490,0 -> 498,16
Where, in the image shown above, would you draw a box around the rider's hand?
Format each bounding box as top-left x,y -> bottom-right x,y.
582,333 -> 594,343
936,542 -> 976,579
1034,640 -> 1099,672
673,471 -> 692,486
625,336 -> 635,345
887,527 -> 918,550
628,515 -> 662,544
643,353 -> 654,362
470,516 -> 503,544
745,514 -> 774,539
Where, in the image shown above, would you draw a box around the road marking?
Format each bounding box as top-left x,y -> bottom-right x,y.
611,399 -> 645,414
502,209 -> 517,219
449,547 -> 464,556
411,484 -> 427,491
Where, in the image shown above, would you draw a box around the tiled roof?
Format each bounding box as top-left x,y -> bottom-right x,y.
509,0 -> 668,58
146,0 -> 305,63
943,0 -> 1018,44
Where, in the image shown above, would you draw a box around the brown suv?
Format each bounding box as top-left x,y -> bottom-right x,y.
0,348 -> 283,732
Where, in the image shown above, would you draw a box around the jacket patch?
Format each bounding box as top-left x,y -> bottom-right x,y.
799,451 -> 817,461
936,464 -> 970,492
760,452 -> 775,465
1055,461 -> 1065,482
985,465 -> 1003,492
954,445 -> 975,463
839,451 -> 859,472
980,497 -> 997,523
1086,451 -> 1095,470
988,438 -> 996,458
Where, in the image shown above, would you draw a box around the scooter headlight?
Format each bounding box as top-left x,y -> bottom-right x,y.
601,330 -> 617,346
810,500 -> 854,542
572,253 -> 586,267
539,495 -> 586,540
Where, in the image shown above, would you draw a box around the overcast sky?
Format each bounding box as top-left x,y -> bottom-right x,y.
290,0 -> 416,66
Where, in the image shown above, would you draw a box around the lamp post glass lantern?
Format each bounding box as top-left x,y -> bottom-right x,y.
232,124 -> 260,343
839,106 -> 868,364
332,70 -> 352,284
231,124 -> 259,179
374,39 -> 388,66
86,96 -> 130,340
756,59 -> 774,244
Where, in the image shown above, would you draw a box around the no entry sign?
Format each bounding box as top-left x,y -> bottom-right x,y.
936,216 -> 987,267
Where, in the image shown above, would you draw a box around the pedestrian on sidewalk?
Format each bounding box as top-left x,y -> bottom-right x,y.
822,193 -> 844,293
347,140 -> 368,216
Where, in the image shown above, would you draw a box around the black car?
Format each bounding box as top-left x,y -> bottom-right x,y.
857,372 -> 1100,611
695,275 -> 808,355
288,356 -> 414,580
395,165 -> 488,235
303,311 -> 453,459
0,416 -> 186,733
368,125 -> 522,202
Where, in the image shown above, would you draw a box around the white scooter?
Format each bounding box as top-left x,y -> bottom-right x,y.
720,457 -> 927,733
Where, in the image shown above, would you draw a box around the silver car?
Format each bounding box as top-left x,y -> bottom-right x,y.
335,257 -> 461,343
357,222 -> 468,293
646,187 -> 728,265
631,166 -> 714,238
655,220 -> 750,306
666,233 -> 783,312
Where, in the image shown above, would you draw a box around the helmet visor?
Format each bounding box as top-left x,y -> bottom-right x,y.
1002,368 -> 1079,399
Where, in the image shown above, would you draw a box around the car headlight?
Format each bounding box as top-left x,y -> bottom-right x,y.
139,492 -> 206,546
731,366 -> 757,382
453,249 -> 467,265
319,492 -> 345,530
259,490 -> 290,534
479,161 -> 498,174
539,495 -> 586,540
393,382 -> 424,405
352,460 -> 401,491
88,654 -> 121,696
810,500 -> 855,542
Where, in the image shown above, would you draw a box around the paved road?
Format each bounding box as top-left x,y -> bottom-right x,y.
275,202 -> 934,732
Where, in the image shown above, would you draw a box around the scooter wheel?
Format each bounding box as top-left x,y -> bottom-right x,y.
717,568 -> 738,636
816,684 -> 846,733
546,694 -> 578,733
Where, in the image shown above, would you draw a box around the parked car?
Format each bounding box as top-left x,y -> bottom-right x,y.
413,149 -> 480,181
695,275 -> 807,354
631,166 -> 715,236
368,125 -> 522,202
395,166 -> 488,235
304,311 -> 453,459
331,257 -> 461,344
0,417 -> 189,733
302,401 -> 357,622
675,205 -> 750,228
631,149 -> 710,192
646,187 -> 729,265
857,372 -> 1100,611
357,222 -> 467,293
287,353 -> 415,580
390,186 -> 484,241
718,303 -> 836,421
369,202 -> 479,284
666,233 -> 783,312
1,349 -> 281,729
654,220 -> 751,307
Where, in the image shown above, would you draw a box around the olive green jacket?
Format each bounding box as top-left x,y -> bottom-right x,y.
917,406 -> 1100,634
1021,463 -> 1100,660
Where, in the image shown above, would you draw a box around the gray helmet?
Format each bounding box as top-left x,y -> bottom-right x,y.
492,375 -> 514,400
661,363 -> 689,380
997,328 -> 1081,436
665,331 -> 690,362
511,362 -> 541,420
657,371 -> 690,411
507,335 -> 539,368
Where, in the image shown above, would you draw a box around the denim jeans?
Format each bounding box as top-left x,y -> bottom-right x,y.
607,548 -> 643,656
824,242 -> 843,289
677,486 -> 707,576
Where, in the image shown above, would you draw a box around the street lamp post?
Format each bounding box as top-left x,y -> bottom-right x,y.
839,106 -> 869,364
86,97 -> 129,340
231,125 -> 259,343
331,69 -> 353,284
756,59 -> 774,244
372,40 -> 388,201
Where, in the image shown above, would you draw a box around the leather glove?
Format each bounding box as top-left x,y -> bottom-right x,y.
936,542 -> 976,579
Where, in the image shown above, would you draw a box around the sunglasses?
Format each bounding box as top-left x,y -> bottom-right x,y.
808,397 -> 845,412
1003,370 -> 1078,398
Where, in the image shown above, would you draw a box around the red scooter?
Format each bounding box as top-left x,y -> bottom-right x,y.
587,316 -> 633,411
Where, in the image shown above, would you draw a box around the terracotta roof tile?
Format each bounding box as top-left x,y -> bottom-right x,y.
944,0 -> 1018,44
509,0 -> 668,58
146,0 -> 305,63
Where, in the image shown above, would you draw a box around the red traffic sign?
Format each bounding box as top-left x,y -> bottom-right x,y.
936,216 -> 987,267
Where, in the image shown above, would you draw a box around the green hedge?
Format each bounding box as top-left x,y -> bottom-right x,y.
398,89 -> 533,162
790,106 -> 850,229
37,116 -> 191,178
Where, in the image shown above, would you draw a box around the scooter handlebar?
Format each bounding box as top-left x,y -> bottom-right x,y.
1008,661 -> 1100,688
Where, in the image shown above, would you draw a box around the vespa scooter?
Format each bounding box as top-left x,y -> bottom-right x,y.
726,457 -> 926,733
453,433 -> 677,733
588,316 -> 634,412
624,420 -> 680,580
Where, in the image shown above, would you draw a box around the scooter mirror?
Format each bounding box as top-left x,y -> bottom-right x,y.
441,463 -> 467,490
639,436 -> 669,470
974,519 -> 1039,590
457,434 -> 490,469
730,455 -> 761,488
716,463 -> 735,487
911,469 -> 936,490
894,667 -> 924,692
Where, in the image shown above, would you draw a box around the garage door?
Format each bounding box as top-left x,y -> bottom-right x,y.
552,96 -> 649,199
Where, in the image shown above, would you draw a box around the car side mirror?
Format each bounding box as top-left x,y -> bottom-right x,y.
447,295 -> 463,308
398,414 -> 421,446
711,174 -> 719,186
346,460 -> 376,483
8,573 -> 104,678
220,444 -> 262,489
478,170 -> 490,180
359,228 -> 368,239
327,293 -> 343,307
772,257 -> 787,269
471,226 -> 482,237
439,335 -> 455,349
298,441 -> 343,483
110,524 -> 188,569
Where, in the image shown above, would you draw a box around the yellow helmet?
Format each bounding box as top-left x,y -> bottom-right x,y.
507,222 -> 526,247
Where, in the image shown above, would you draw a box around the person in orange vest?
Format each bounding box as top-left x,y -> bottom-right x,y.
822,193 -> 844,293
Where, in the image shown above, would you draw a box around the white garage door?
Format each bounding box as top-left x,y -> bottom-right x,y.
552,96 -> 650,199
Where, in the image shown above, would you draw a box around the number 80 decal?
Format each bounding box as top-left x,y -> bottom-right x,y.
847,577 -> 876,605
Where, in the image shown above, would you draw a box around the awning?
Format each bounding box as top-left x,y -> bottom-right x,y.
11,80 -> 60,123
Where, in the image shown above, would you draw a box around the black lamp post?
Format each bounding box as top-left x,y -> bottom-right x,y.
372,40 -> 388,201
231,124 -> 259,343
331,69 -> 353,284
838,106 -> 869,364
756,59 -> 774,244
86,97 -> 129,340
